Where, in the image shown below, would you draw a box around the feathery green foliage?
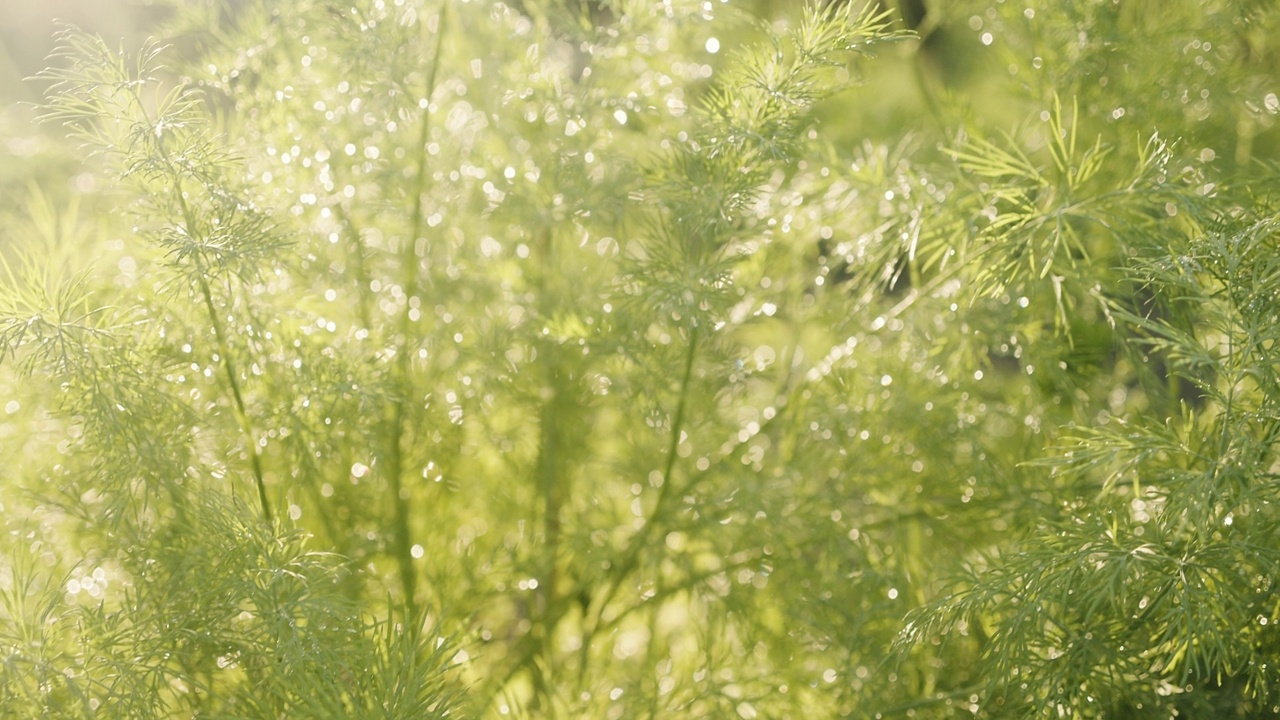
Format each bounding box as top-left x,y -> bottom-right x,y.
3,0 -> 1280,718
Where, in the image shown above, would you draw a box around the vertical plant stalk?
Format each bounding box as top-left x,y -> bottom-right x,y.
654,325 -> 700,519
536,377 -> 563,618
527,343 -> 563,713
385,2 -> 448,623
162,138 -> 273,525
196,273 -> 273,526
490,325 -> 701,707
579,324 -> 700,661
527,223 -> 579,710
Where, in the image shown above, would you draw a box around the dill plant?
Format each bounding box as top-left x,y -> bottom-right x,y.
0,25 -> 464,720
3,0 -> 1280,718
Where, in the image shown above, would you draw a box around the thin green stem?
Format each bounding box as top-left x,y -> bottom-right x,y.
530,223 -> 568,713
579,323 -> 700,660
196,274 -> 272,525
385,0 -> 449,623
159,132 -> 272,525
572,261 -> 953,675
657,326 -> 701,510
476,331 -> 707,706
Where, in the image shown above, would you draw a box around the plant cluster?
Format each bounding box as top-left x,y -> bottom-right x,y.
2,0 -> 1280,718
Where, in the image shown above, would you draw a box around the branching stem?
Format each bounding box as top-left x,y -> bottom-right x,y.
580,323 -> 700,656
161,134 -> 273,526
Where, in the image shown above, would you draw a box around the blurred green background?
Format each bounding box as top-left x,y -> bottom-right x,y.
0,0 -> 166,102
